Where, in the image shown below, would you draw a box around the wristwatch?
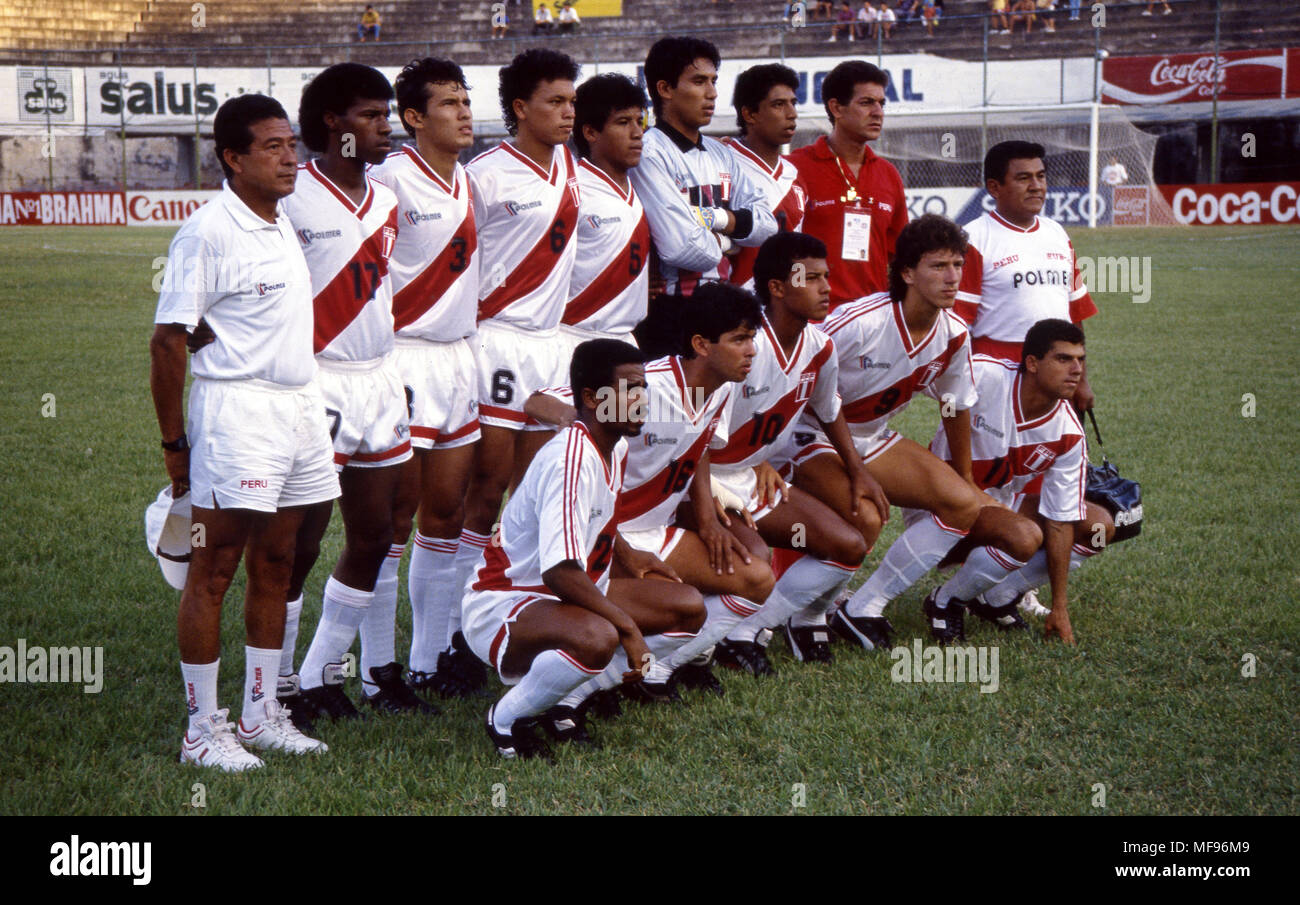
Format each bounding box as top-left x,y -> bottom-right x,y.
161,435 -> 189,452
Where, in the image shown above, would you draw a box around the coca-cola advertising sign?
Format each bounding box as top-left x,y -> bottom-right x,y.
1101,48 -> 1300,105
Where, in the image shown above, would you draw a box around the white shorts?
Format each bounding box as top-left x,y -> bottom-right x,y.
556,323 -> 638,369
475,320 -> 568,431
462,589 -> 555,684
619,524 -> 688,561
785,426 -> 901,471
187,377 -> 340,513
711,464 -> 780,523
390,336 -> 481,451
317,356 -> 413,471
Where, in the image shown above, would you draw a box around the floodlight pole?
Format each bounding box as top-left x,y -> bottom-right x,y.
1087,101 -> 1099,228
194,51 -> 201,190
44,53 -> 54,191
1210,0 -> 1221,184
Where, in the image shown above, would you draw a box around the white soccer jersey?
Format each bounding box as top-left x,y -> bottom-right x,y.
281,161 -> 399,362
724,138 -> 807,289
562,159 -> 651,336
155,181 -> 316,387
956,210 -> 1097,352
466,141 -> 581,330
712,313 -> 839,470
629,123 -> 777,296
616,356 -> 734,533
369,146 -> 478,343
930,355 -> 1087,522
819,293 -> 977,451
470,421 -> 626,595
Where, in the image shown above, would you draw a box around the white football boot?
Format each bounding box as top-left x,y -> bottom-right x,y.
181,708 -> 265,772
237,700 -> 329,755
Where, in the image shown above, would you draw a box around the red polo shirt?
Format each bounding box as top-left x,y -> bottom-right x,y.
787,135 -> 908,309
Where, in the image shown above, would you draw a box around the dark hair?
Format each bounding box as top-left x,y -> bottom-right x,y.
574,73 -> 646,158
888,213 -> 968,302
680,282 -> 762,357
394,57 -> 468,138
499,48 -> 579,136
298,63 -> 394,153
571,339 -> 645,407
732,63 -> 799,134
644,36 -> 721,118
821,60 -> 888,125
753,232 -> 828,307
214,94 -> 290,179
1021,319 -> 1085,372
984,139 -> 1046,183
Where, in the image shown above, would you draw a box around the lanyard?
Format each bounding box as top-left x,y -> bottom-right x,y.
833,152 -> 870,208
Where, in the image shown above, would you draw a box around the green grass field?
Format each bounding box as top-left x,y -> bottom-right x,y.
1,224 -> 1297,815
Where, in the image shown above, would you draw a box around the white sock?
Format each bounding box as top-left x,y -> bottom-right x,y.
448,529 -> 490,647
493,648 -> 602,730
650,595 -> 756,682
181,659 -> 219,731
299,576 -> 371,690
241,645 -> 281,727
984,545 -> 1096,607
791,560 -> 856,627
409,533 -> 458,672
747,556 -> 855,632
558,630 -> 693,706
279,594 -> 303,677
845,516 -> 967,618
936,546 -> 1027,607
361,544 -> 402,696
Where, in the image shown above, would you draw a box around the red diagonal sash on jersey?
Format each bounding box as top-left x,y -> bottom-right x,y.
713,344 -> 834,465
840,334 -> 965,423
312,210 -> 398,353
562,213 -> 650,325
392,207 -> 478,331
478,170 -> 580,322
971,434 -> 1081,490
616,416 -> 719,524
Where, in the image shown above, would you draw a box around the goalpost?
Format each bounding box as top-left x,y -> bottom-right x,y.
791,102 -> 1179,227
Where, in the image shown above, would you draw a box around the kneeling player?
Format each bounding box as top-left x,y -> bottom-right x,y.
919,319 -> 1110,645
464,340 -> 706,757
791,215 -> 1015,651
709,232 -> 888,671
526,283 -> 777,697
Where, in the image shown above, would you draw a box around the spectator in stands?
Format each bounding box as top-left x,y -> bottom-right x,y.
558,1 -> 581,33
1101,156 -> 1129,186
1036,0 -> 1056,33
856,0 -> 877,39
1067,0 -> 1080,20
357,4 -> 381,42
491,3 -> 510,38
990,0 -> 1010,34
1009,0 -> 1036,34
899,0 -> 922,24
877,0 -> 896,38
829,0 -> 856,41
921,0 -> 938,36
534,3 -> 555,33
1143,0 -> 1173,15
816,0 -> 834,20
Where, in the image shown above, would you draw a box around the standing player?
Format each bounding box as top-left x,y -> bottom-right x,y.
914,320 -> 1109,645
152,94 -> 335,770
725,63 -> 806,290
465,340 -> 707,758
956,140 -> 1097,411
368,58 -> 483,699
788,60 -> 908,310
709,232 -> 888,670
279,64 -> 432,722
458,51 -> 583,666
787,215 -> 992,651
559,73 -> 651,358
525,283 -> 777,696
631,37 -> 776,354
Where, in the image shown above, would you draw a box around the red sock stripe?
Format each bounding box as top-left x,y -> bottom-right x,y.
459,531 -> 490,548
720,595 -> 758,617
930,513 -> 970,536
415,535 -> 458,553
818,559 -> 861,572
1071,544 -> 1098,557
986,546 -> 1022,571
556,649 -> 603,675
661,631 -> 698,639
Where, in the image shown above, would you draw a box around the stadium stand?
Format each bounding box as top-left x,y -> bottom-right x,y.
1,1 -> 1296,67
